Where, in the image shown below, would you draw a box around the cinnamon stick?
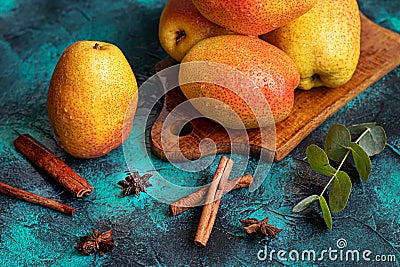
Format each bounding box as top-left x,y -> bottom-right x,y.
194,156 -> 233,247
0,181 -> 75,216
170,174 -> 252,216
14,134 -> 93,197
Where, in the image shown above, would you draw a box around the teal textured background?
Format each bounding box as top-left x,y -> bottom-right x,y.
0,0 -> 399,266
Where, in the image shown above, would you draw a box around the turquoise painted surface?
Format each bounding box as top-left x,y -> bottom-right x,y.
0,0 -> 15,16
0,0 -> 399,266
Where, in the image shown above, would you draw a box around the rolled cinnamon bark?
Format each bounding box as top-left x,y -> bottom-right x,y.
0,181 -> 75,216
194,156 -> 233,247
14,134 -> 93,197
170,174 -> 252,216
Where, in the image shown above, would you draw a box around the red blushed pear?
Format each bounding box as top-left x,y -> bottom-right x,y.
192,0 -> 317,36
158,0 -> 234,62
179,35 -> 300,129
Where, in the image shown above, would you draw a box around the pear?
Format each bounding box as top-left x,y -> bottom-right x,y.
191,0 -> 317,36
262,0 -> 361,90
179,35 -> 300,129
47,41 -> 138,158
159,0 -> 233,62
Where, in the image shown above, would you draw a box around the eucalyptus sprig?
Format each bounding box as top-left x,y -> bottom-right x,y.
292,123 -> 386,229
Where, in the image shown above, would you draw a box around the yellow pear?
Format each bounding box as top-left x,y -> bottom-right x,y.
159,0 -> 233,61
262,0 -> 361,90
47,41 -> 138,158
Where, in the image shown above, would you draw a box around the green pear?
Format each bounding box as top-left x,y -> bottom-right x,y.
262,0 -> 361,90
159,0 -> 233,62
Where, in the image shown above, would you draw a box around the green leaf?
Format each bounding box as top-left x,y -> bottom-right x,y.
324,124 -> 352,162
292,195 -> 319,213
358,126 -> 386,156
329,171 -> 352,213
306,145 -> 336,176
349,142 -> 372,181
347,122 -> 376,136
348,123 -> 386,156
319,196 -> 332,229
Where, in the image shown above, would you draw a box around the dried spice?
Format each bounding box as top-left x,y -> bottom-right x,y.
170,174 -> 253,216
194,156 -> 233,247
118,171 -> 152,197
240,217 -> 282,238
75,229 -> 114,256
0,181 -> 75,216
14,134 -> 93,197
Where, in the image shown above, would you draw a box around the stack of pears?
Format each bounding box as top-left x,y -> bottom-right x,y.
159,0 -> 361,129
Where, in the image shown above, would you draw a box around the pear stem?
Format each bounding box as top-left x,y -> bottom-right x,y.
93,43 -> 102,50
175,30 -> 186,44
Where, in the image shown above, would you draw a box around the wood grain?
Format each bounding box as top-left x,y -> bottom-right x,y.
150,14 -> 400,162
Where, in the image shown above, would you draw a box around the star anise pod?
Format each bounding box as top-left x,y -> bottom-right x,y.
74,229 -> 114,256
240,217 -> 282,238
118,171 -> 152,197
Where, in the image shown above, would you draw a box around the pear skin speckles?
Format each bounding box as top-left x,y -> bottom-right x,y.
262,0 -> 361,90
192,0 -> 317,36
47,41 -> 138,158
179,35 -> 300,129
159,0 -> 234,61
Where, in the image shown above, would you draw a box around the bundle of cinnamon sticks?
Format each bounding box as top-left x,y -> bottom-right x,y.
169,156 -> 253,247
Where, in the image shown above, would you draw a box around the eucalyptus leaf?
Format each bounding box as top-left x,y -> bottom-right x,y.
349,142 -> 371,181
319,196 -> 332,229
358,126 -> 386,156
324,124 -> 351,162
298,123 -> 385,230
292,195 -> 319,213
329,171 -> 352,213
347,122 -> 376,136
306,145 -> 336,176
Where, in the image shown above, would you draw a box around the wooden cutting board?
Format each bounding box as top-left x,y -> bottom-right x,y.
150,14 -> 400,162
